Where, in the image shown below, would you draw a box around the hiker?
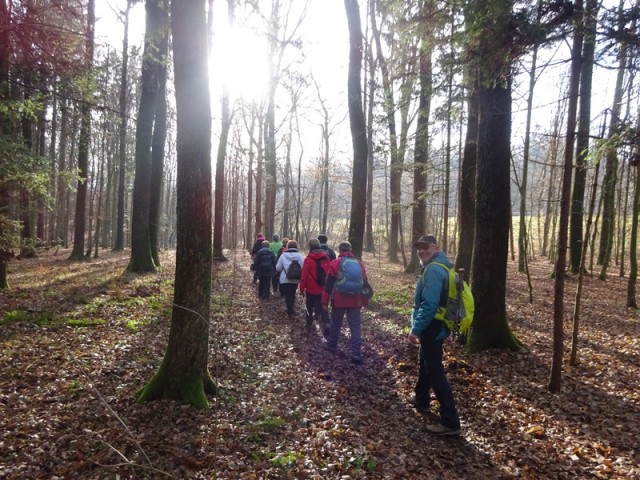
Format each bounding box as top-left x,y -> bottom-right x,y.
269,234 -> 283,293
253,240 -> 276,299
299,238 -> 331,335
408,234 -> 461,436
250,233 -> 266,285
321,241 -> 368,364
276,240 -> 305,318
276,237 -> 289,296
317,233 -> 336,260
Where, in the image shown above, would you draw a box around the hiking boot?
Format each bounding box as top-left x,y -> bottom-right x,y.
323,342 -> 337,354
407,395 -> 429,414
321,324 -> 331,339
425,423 -> 461,436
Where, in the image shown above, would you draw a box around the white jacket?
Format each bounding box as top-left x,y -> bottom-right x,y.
276,249 -> 305,284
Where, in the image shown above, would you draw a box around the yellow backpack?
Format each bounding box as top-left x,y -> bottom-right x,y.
431,262 -> 474,341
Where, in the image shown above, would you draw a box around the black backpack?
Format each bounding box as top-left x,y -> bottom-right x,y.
286,258 -> 302,280
258,252 -> 274,275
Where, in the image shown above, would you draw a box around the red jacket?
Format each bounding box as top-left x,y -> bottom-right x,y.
299,249 -> 330,295
321,252 -> 368,308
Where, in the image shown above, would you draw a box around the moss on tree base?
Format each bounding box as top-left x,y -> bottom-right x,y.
136,361 -> 217,409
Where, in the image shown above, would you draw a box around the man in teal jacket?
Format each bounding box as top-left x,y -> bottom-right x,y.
408,234 -> 461,436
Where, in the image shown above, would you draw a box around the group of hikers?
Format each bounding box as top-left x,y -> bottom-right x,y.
249,232 -> 461,436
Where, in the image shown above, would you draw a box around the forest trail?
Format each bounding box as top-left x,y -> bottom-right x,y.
0,249 -> 638,479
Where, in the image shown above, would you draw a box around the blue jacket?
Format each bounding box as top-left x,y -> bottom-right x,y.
411,250 -> 452,341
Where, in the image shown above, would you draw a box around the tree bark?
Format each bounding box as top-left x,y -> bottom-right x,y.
344,0 -> 368,259
113,0 -> 131,252
407,4 -> 433,274
569,0 -> 598,273
549,0 -> 583,393
138,0 -> 215,408
467,0 -> 520,353
128,0 -> 169,273
69,0 -> 95,261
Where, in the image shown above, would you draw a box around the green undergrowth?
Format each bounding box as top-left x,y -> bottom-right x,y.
370,286 -> 413,316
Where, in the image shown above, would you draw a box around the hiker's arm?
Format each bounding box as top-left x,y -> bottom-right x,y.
411,267 -> 444,337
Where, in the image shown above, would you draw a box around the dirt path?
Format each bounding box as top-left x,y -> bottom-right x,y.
0,249 -> 638,479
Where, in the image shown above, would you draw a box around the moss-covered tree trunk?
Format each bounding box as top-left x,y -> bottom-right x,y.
467,0 -> 520,353
137,0 -> 215,408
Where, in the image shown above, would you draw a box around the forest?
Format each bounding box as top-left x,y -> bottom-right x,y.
1,0 -> 639,478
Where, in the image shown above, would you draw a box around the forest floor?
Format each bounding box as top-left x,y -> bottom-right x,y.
0,248 -> 638,479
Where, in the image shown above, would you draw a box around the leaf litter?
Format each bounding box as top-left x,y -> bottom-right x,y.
0,249 -> 638,479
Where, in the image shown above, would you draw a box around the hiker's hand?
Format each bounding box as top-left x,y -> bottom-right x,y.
408,332 -> 420,345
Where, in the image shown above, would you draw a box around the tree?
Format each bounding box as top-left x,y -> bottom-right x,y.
407,0 -> 434,274
467,0 -> 520,352
344,0 -> 368,259
137,0 -> 216,408
68,0 -> 96,261
213,0 -> 234,261
128,0 -> 169,273
597,0 -> 627,278
113,0 -> 134,252
549,0 -> 583,393
569,0 -> 599,273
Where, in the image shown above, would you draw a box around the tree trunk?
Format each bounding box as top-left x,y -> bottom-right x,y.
113,0 -> 132,252
69,0 -> 95,261
549,0 -> 583,393
150,73 -> 168,266
138,0 -> 215,408
597,0 -> 626,275
467,0 -> 520,353
627,165 -> 640,308
518,41 -> 539,273
569,0 -> 598,273
128,0 -> 169,273
344,0 -> 368,259
370,1 -> 401,262
407,7 -> 433,274
213,89 -> 230,260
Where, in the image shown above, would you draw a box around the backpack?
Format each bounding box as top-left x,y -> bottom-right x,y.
315,255 -> 330,286
431,262 -> 474,341
285,258 -> 302,280
257,252 -> 274,275
334,257 -> 364,295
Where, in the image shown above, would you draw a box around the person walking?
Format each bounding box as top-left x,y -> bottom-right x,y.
253,240 -> 276,299
299,238 -> 331,335
276,237 -> 289,296
269,234 -> 283,294
276,240 -> 305,318
317,233 -> 336,260
409,234 -> 461,436
321,241 -> 368,364
250,233 -> 266,285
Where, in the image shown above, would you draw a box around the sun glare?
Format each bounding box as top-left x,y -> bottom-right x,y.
210,24 -> 269,102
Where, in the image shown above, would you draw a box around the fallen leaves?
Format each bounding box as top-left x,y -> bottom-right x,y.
0,250 -> 638,479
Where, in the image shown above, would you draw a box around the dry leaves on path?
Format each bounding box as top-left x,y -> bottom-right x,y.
0,249 -> 638,479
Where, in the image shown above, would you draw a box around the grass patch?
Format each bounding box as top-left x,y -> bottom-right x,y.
125,318 -> 146,331
271,450 -> 302,469
1,310 -> 31,325
65,318 -> 106,327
